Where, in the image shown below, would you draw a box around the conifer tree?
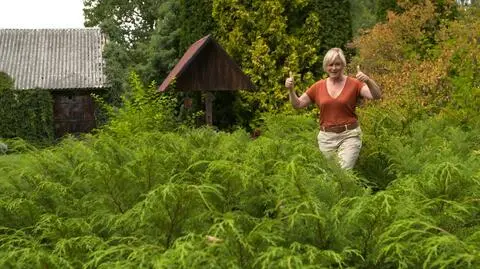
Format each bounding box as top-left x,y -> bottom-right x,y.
212,0 -> 353,118
84,0 -> 216,103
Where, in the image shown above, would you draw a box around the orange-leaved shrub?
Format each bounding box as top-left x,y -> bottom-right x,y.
351,0 -> 460,117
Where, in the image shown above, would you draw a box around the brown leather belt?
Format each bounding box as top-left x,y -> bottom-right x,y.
320,122 -> 359,133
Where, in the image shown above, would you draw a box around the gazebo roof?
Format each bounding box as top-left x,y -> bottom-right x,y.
158,34 -> 254,92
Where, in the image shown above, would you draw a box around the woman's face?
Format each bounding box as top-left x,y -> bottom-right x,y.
326,56 -> 344,79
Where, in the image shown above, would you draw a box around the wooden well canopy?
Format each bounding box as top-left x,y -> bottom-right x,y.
158,34 -> 254,125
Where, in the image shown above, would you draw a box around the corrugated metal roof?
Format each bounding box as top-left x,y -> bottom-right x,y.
158,35 -> 211,92
0,28 -> 108,90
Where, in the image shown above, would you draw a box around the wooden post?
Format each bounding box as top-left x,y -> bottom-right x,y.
204,91 -> 215,126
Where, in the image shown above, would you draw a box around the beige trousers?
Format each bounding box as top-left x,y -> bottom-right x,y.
317,127 -> 362,170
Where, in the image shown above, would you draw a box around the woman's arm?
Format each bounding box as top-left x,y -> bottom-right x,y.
360,79 -> 382,100
289,91 -> 312,109
285,74 -> 312,108
356,66 -> 382,100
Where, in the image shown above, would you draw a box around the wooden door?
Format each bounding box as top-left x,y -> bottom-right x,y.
53,94 -> 96,137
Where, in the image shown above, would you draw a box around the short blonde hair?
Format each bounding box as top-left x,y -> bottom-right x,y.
323,48 -> 346,72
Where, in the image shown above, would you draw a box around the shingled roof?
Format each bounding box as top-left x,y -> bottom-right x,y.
158,34 -> 254,92
0,28 -> 108,90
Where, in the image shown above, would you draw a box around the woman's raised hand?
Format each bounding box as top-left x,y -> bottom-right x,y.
355,65 -> 370,83
285,71 -> 294,90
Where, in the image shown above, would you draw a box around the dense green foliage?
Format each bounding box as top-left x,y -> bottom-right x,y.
0,72 -> 54,141
349,0 -> 378,34
0,1 -> 479,268
0,106 -> 479,267
93,72 -> 179,135
0,72 -> 14,92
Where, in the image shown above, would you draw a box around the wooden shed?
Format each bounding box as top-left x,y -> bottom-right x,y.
0,28 -> 108,137
158,34 -> 254,125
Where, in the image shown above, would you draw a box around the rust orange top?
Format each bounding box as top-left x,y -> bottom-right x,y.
306,77 -> 364,127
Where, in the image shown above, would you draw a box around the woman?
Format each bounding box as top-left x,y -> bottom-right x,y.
285,48 -> 381,169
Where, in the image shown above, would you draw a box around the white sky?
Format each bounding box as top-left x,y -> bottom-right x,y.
0,0 -> 85,29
